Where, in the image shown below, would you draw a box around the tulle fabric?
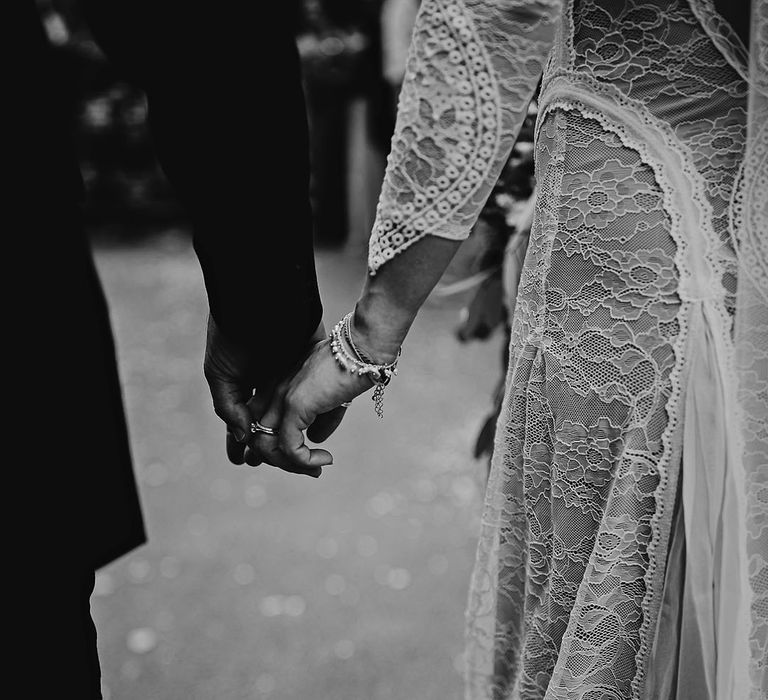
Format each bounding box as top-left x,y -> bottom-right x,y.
645,301 -> 754,700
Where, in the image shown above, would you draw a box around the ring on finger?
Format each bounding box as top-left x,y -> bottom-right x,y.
251,420 -> 279,437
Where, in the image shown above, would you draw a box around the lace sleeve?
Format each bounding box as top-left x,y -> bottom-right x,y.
368,0 -> 561,274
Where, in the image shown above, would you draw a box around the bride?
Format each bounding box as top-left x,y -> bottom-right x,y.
252,1 -> 766,698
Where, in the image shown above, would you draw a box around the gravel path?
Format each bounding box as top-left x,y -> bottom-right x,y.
92,233 -> 503,700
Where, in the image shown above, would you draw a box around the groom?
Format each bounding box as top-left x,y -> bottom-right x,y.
23,1 -> 335,696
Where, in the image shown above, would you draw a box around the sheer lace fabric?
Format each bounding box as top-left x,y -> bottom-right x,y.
368,1 -> 766,698
368,0 -> 560,272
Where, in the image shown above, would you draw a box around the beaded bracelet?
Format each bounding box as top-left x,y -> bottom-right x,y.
330,312 -> 401,418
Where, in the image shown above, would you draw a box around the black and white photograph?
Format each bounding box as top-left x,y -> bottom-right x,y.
21,0 -> 767,698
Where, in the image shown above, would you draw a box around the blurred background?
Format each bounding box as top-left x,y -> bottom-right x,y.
38,1 -> 537,697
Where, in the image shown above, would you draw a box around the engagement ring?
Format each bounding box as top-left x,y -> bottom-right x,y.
250,420 -> 279,436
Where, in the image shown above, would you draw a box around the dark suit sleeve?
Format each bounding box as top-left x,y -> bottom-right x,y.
84,1 -> 322,384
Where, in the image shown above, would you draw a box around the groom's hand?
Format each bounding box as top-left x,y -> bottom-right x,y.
203,314 -> 261,465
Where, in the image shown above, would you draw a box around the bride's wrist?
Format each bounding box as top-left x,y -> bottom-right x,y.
350,300 -> 409,364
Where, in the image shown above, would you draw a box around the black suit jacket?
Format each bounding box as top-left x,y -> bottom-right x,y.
23,1 -> 321,569
84,0 -> 323,376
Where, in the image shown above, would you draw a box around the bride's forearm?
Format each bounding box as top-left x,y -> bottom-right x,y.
351,235 -> 463,362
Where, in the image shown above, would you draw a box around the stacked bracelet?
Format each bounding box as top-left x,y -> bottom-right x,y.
330,312 -> 401,418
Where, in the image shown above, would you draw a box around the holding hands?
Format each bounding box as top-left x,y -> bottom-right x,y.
205,236 -> 462,478
251,329 -> 378,474
204,309 -> 398,478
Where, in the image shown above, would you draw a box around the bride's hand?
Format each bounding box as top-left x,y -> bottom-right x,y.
250,337 -> 374,475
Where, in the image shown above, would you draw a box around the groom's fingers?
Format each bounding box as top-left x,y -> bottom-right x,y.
242,389 -> 277,467
228,390 -> 275,465
245,384 -> 286,467
226,428 -> 247,465
206,374 -> 251,435
206,374 -> 252,465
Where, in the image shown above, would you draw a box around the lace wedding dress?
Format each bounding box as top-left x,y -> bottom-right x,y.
367,1 -> 767,698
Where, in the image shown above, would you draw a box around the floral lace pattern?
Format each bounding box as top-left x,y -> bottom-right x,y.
466,107 -> 687,700
367,0 -> 765,698
367,0 -> 560,273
